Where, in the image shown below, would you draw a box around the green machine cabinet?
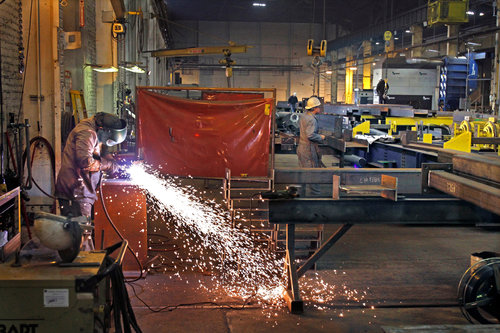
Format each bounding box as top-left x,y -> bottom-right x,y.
0,251 -> 109,333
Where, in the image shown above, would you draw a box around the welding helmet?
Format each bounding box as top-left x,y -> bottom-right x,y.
95,112 -> 127,146
305,96 -> 321,110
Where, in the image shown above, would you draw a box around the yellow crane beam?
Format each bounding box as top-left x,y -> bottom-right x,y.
151,45 -> 252,58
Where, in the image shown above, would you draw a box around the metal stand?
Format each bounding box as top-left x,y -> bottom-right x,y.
283,223 -> 352,313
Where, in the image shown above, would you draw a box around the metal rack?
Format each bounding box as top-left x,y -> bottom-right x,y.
0,187 -> 21,262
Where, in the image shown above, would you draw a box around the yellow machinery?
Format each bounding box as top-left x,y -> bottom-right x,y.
452,117 -> 500,151
151,43 -> 251,85
427,0 -> 469,26
151,44 -> 251,58
476,118 -> 500,150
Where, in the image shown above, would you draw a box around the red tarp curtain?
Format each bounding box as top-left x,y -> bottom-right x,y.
137,89 -> 272,178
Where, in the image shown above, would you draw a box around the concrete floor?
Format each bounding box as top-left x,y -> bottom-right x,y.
123,154 -> 500,332
127,224 -> 500,332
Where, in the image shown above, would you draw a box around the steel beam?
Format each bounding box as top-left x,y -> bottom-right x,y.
284,224 -> 303,313
268,198 -> 498,224
274,168 -> 422,194
151,45 -> 251,58
110,0 -> 126,19
452,154 -> 500,184
429,170 -> 500,216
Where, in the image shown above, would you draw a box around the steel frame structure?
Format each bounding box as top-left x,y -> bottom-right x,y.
270,168 -> 499,313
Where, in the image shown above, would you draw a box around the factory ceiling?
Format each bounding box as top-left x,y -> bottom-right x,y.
165,0 -> 427,31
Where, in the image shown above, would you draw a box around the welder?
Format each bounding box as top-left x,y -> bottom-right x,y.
55,112 -> 127,219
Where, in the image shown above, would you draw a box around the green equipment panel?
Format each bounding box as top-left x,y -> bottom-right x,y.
0,251 -> 108,333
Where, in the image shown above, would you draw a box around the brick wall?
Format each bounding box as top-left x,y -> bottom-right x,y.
0,0 -> 24,122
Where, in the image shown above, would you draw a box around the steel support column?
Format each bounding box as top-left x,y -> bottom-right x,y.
284,224 -> 303,313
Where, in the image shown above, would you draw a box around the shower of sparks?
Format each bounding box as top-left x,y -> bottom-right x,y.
124,163 -> 370,312
127,163 -> 285,303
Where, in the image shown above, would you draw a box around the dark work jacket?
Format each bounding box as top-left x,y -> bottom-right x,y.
55,117 -> 117,202
288,95 -> 298,105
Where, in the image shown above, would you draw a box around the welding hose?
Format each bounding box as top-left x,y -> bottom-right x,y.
98,177 -> 144,282
22,136 -> 58,206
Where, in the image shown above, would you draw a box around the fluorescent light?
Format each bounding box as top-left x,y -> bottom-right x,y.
394,37 -> 399,40
349,66 -> 357,71
325,70 -> 332,74
405,29 -> 411,33
375,42 -> 380,45
427,49 -> 439,53
121,65 -> 146,73
479,12 -> 484,16
86,64 -> 119,72
466,10 -> 474,15
253,2 -> 266,6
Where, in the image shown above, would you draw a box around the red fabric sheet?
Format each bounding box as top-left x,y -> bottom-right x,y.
137,89 -> 272,177
201,91 -> 264,101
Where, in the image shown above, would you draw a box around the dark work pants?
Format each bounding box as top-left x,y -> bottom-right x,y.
59,198 -> 93,218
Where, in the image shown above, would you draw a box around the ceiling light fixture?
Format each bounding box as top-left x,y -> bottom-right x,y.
253,2 -> 266,7
349,66 -> 357,71
479,12 -> 484,16
375,42 -> 380,45
325,70 -> 332,74
405,29 -> 411,33
466,10 -> 474,15
85,64 -> 118,73
120,65 -> 146,73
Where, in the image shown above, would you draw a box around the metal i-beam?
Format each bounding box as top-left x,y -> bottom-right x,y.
452,154 -> 500,184
274,168 -> 422,194
110,0 -> 126,19
151,45 -> 251,58
269,198 -> 498,225
428,170 -> 500,216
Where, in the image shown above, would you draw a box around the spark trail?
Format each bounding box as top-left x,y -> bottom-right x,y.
126,163 -> 369,314
127,163 -> 286,302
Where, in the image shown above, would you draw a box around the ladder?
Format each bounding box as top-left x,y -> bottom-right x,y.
69,90 -> 88,124
223,168 -> 273,245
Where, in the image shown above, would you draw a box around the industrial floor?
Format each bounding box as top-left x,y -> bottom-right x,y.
127,224 -> 500,332
123,154 -> 500,332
